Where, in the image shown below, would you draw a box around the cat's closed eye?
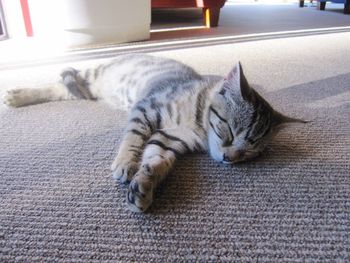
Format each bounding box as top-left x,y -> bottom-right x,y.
222,132 -> 234,147
209,106 -> 234,145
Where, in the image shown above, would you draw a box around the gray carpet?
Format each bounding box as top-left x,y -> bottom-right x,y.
1,33 -> 350,261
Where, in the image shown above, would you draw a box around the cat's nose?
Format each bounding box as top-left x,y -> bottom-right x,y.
229,150 -> 245,163
223,150 -> 245,164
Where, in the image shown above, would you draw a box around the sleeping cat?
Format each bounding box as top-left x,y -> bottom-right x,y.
3,54 -> 305,212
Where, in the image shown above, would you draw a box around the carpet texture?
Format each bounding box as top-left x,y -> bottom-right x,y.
1,34 -> 350,261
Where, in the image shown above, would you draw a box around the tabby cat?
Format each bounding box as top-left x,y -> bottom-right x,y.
3,54 -> 305,212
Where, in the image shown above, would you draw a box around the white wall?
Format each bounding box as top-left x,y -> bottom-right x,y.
28,0 -> 151,48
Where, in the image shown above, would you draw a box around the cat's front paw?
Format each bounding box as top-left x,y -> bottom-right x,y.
3,89 -> 25,107
111,160 -> 138,184
127,172 -> 153,213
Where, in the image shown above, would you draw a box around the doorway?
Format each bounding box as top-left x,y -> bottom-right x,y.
0,0 -> 7,40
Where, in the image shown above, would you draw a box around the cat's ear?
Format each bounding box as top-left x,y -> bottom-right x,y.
225,62 -> 254,102
272,110 -> 308,128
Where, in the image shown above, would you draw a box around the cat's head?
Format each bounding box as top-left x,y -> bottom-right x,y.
208,62 -> 305,164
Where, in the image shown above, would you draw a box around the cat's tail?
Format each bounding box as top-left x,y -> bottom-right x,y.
3,67 -> 95,108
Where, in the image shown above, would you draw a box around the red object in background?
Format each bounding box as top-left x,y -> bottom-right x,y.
152,0 -> 223,8
20,0 -> 33,36
151,0 -> 227,27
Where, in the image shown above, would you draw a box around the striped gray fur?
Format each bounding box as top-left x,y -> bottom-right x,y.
61,68 -> 94,100
60,68 -> 85,99
3,54 -> 304,213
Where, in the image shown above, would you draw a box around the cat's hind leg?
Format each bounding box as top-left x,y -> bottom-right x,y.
127,129 -> 192,212
3,67 -> 93,108
3,83 -> 73,107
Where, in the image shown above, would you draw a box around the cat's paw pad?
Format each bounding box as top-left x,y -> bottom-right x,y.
111,160 -> 138,184
3,89 -> 24,107
127,174 -> 153,213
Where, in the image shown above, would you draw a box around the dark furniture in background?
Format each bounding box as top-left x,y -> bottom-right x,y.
151,0 -> 227,27
300,0 -> 350,14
